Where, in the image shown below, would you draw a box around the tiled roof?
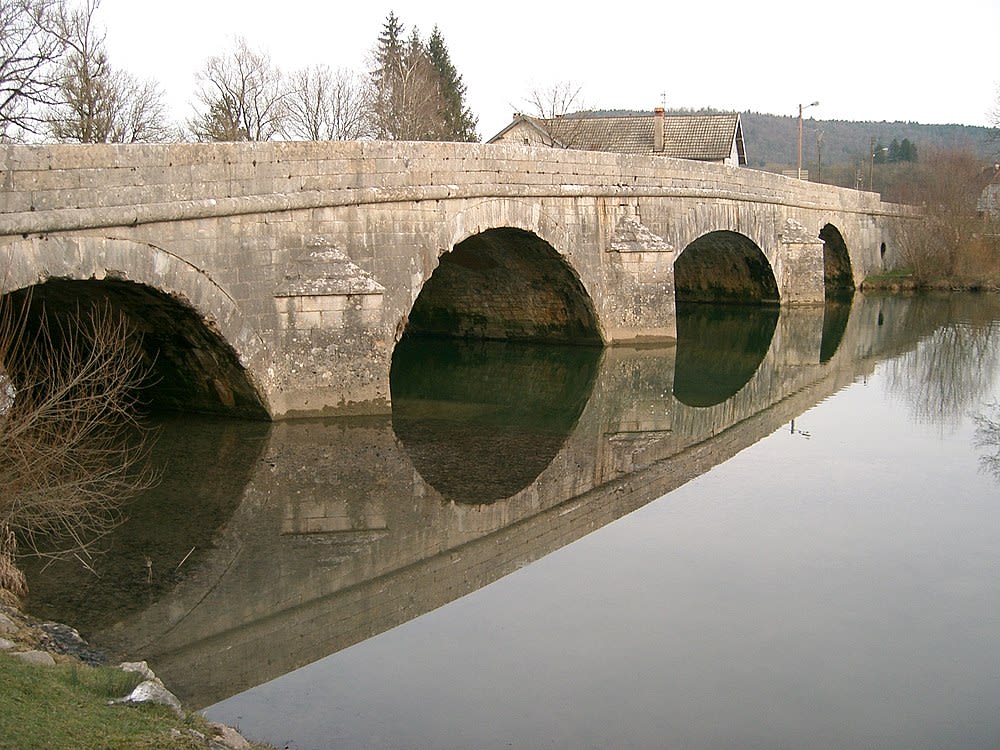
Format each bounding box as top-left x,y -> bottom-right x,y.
510,112 -> 744,163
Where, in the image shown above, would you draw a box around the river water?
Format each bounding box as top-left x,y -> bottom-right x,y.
21,292 -> 1000,750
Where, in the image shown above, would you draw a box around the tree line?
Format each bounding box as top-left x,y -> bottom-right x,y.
0,2 -> 479,143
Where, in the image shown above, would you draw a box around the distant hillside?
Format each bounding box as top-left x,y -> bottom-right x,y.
740,111 -> 999,170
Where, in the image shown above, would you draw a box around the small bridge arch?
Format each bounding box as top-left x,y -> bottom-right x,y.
819,223 -> 856,295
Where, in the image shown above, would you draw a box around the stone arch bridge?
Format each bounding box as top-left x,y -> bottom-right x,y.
1,141 -> 911,418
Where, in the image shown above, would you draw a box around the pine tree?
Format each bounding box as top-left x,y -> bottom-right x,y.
370,11 -> 405,139
427,25 -> 478,142
369,13 -> 478,142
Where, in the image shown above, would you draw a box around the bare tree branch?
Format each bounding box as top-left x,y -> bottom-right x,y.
283,64 -> 372,141
0,291 -> 156,566
189,36 -> 286,142
0,0 -> 66,140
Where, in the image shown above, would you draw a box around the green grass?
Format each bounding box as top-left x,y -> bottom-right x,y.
0,654 -> 222,750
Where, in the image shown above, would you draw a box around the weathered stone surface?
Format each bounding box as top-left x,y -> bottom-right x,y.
111,677 -> 184,718
0,611 -> 16,634
0,141 -> 919,417
119,660 -> 156,680
207,722 -> 252,750
0,637 -> 16,650
10,649 -> 56,666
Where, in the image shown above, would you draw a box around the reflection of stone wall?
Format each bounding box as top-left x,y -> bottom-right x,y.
77,294 -> 945,709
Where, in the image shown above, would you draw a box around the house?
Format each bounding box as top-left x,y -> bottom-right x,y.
978,164 -> 1000,221
487,108 -> 747,167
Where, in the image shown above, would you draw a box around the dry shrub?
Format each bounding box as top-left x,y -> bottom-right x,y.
889,148 -> 991,283
0,292 -> 155,568
0,522 -> 27,607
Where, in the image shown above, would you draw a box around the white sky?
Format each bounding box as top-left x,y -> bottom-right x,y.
98,0 -> 998,139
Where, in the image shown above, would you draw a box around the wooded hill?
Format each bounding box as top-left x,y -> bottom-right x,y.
739,111 -> 998,171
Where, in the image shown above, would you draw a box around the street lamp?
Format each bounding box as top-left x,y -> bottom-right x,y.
798,101 -> 819,179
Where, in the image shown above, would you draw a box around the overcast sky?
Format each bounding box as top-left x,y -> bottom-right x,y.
98,0 -> 998,140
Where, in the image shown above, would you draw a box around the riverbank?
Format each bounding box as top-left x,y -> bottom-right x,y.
0,604 -> 272,750
862,270 -> 1000,293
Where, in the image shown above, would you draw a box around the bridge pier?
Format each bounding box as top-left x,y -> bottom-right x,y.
776,218 -> 827,304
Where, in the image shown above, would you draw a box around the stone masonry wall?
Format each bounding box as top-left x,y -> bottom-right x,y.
1,142 -> 917,417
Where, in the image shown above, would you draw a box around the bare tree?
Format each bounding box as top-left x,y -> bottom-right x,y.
517,81 -> 592,148
189,36 -> 286,142
0,0 -> 65,140
45,0 -> 172,143
0,291 -> 155,571
524,80 -> 585,120
283,64 -> 371,141
889,148 -> 991,282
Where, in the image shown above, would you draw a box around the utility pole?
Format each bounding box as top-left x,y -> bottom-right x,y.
798,101 -> 819,179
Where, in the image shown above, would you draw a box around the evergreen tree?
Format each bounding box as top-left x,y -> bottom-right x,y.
888,138 -> 901,163
427,25 -> 478,142
899,138 -> 917,162
369,13 -> 478,142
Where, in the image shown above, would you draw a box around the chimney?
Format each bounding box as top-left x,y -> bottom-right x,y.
654,107 -> 665,153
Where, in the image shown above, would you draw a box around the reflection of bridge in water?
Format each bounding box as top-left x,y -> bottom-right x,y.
27,294 -> 950,708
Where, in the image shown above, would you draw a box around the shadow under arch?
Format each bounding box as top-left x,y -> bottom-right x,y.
673,302 -> 779,407
390,336 -> 602,504
2,278 -> 268,419
674,230 -> 780,304
820,223 -> 855,298
405,227 -> 603,345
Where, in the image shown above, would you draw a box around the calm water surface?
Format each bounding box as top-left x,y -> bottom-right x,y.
22,293 -> 1000,750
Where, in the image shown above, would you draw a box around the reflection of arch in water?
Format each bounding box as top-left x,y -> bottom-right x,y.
390,336 -> 602,503
672,302 -> 779,407
21,415 -> 271,634
820,298 -> 854,363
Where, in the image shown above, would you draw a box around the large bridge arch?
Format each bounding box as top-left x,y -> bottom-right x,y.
400,199 -> 603,344
1,236 -> 269,418
674,230 -> 780,304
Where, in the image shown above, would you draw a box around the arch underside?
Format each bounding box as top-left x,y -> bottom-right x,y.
674,231 -> 779,304
820,224 -> 855,296
3,279 -> 268,419
405,228 -> 602,345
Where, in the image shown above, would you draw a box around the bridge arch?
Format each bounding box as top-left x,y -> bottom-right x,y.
1,237 -> 269,418
674,230 -> 779,304
402,200 -> 603,344
819,223 -> 855,296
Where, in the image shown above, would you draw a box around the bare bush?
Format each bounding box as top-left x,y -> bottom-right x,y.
889,149 -> 989,282
0,292 -> 155,569
0,522 -> 26,606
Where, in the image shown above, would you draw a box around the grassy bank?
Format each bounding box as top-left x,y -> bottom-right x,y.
0,655 -> 241,750
0,603 -> 273,750
863,265 -> 1000,293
